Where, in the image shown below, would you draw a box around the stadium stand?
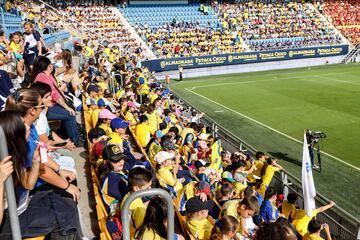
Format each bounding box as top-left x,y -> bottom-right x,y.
322,0 -> 360,44
120,4 -> 248,58
0,12 -> 22,36
119,4 -> 219,28
213,1 -> 343,51
0,1 -> 359,240
119,1 -> 345,58
135,24 -> 246,58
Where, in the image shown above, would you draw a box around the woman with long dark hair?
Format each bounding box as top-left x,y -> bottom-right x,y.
31,56 -> 81,146
0,111 -> 40,193
5,88 -> 80,202
0,111 -> 80,239
135,195 -> 185,240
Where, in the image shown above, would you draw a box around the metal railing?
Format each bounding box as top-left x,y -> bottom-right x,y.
121,188 -> 174,240
0,127 -> 21,240
170,90 -> 360,240
342,43 -> 360,64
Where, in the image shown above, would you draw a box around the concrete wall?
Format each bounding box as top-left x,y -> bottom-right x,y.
155,55 -> 345,80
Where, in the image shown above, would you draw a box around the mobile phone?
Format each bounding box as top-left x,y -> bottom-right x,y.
53,142 -> 67,147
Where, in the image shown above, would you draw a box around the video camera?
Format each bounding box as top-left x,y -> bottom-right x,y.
306,130 -> 326,144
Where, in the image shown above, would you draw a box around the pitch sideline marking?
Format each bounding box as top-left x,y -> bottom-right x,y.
186,72 -> 348,90
189,76 -> 301,90
184,88 -> 360,172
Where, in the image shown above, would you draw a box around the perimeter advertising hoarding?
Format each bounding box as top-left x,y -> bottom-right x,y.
142,45 -> 349,72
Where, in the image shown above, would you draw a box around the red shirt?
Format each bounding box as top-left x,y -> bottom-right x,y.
34,72 -> 61,103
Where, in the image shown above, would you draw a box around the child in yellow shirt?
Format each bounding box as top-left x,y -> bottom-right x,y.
185,196 -> 215,240
120,167 -> 153,237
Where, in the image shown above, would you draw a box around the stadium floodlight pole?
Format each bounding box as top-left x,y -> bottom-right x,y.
121,188 -> 174,240
0,127 -> 22,240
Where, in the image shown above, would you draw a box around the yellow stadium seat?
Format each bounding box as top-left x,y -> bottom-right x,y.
91,165 -> 100,187
100,232 -> 109,240
23,237 -> 45,240
90,166 -> 100,187
98,212 -> 112,240
94,184 -> 108,218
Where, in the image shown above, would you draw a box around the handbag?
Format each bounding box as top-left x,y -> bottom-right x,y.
53,80 -> 75,110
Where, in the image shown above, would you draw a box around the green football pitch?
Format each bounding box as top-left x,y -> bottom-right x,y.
169,63 -> 360,219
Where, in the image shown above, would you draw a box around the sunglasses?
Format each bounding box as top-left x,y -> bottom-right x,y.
34,104 -> 46,110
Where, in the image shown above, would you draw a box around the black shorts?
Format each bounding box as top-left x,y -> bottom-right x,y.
23,53 -> 37,66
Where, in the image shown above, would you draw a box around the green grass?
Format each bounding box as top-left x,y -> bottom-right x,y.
170,64 -> 360,219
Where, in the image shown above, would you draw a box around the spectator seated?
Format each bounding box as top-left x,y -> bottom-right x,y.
64,5 -> 143,53
322,0 -> 360,44
215,1 -> 343,51
135,23 -> 246,58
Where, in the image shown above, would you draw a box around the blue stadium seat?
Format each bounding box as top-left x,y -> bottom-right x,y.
120,4 -> 219,28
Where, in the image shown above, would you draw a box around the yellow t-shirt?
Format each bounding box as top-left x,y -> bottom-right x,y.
186,218 -> 213,240
303,233 -> 324,240
108,132 -> 123,146
91,108 -> 101,128
84,109 -> 93,133
221,199 -> 240,218
262,165 -> 280,186
97,82 -> 108,91
180,127 -> 195,140
281,200 -> 296,220
149,93 -> 159,103
292,209 -> 318,237
248,160 -> 264,182
156,168 -> 183,192
148,141 -> 162,167
5,1 -> 11,11
120,192 -> 147,236
104,48 -> 111,56
99,123 -> 113,136
135,123 -> 152,148
234,182 -> 247,194
84,46 -> 94,57
146,111 -> 161,134
9,41 -> 21,53
116,89 -> 125,100
125,111 -> 137,125
253,184 -> 266,198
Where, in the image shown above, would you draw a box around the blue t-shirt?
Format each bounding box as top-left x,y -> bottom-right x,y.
27,124 -> 44,189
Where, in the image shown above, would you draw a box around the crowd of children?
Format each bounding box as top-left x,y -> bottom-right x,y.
81,28 -> 337,240
0,2 -> 341,240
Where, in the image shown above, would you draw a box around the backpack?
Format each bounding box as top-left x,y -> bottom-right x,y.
106,217 -> 123,240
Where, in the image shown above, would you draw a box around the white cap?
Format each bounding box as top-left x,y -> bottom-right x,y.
154,151 -> 175,164
197,133 -> 208,141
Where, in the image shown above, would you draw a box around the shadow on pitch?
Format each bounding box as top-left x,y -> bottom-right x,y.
268,151 -> 302,167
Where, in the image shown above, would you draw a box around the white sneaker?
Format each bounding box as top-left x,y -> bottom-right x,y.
312,164 -> 320,169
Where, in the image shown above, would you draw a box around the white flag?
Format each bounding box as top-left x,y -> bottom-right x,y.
302,132 -> 317,216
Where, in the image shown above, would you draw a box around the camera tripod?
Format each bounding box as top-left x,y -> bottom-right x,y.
309,141 -> 322,173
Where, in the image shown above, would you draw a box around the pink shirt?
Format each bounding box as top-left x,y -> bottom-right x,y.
34,72 -> 61,103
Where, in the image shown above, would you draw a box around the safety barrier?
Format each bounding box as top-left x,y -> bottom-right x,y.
121,189 -> 174,240
43,31 -> 70,47
0,127 -> 21,240
170,91 -> 360,240
0,10 -> 22,36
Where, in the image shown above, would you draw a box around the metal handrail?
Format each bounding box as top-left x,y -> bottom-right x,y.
0,127 -> 21,240
0,7 -> 6,32
121,188 -> 174,240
